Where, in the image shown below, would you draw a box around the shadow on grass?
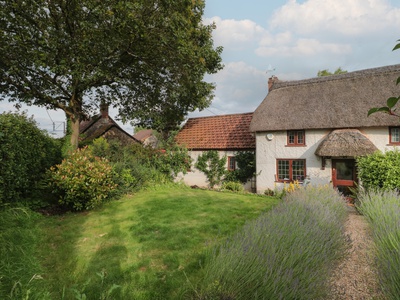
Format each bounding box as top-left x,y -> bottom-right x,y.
38,211 -> 89,299
78,223 -> 128,299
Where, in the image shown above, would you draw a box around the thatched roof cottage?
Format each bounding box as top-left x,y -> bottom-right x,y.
250,64 -> 400,195
80,104 -> 139,145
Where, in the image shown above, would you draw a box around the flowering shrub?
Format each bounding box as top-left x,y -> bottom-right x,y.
284,180 -> 302,193
269,180 -> 302,198
357,190 -> 400,299
197,186 -> 348,299
49,147 -> 117,210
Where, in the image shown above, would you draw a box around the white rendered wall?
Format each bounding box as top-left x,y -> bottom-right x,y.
255,127 -> 397,193
256,129 -> 335,193
175,150 -> 253,190
360,127 -> 399,152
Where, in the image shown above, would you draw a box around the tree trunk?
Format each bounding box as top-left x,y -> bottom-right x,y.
69,115 -> 80,150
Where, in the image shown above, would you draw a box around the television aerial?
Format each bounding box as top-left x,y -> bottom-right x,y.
266,64 -> 276,74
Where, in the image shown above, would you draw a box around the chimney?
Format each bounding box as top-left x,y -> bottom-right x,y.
268,76 -> 278,92
100,103 -> 109,119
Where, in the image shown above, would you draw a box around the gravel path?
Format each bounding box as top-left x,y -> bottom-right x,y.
327,206 -> 385,300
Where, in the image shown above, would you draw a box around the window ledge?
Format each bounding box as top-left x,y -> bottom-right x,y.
275,180 -> 304,183
285,145 -> 307,147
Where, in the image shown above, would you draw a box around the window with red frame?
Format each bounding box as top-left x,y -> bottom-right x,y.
276,159 -> 306,182
228,156 -> 236,171
389,127 -> 400,144
287,130 -> 305,146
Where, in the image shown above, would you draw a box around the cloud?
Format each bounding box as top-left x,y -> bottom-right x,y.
256,37 -> 352,57
269,0 -> 400,36
205,17 -> 267,50
205,61 -> 267,113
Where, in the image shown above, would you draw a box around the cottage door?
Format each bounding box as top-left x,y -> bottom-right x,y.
332,159 -> 357,197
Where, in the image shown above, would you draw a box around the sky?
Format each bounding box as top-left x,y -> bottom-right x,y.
1,0 -> 400,137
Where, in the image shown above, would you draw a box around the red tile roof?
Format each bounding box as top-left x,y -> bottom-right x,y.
175,112 -> 255,150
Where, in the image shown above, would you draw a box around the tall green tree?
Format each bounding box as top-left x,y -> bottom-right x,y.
0,0 -> 223,148
317,67 -> 347,77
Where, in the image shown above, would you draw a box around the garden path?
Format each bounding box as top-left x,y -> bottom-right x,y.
327,206 -> 385,300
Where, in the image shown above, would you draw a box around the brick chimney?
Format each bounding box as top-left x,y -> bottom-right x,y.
100,103 -> 109,119
268,75 -> 279,92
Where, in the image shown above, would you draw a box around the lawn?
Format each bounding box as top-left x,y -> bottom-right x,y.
38,185 -> 279,299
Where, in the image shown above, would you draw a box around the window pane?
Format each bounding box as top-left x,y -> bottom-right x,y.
392,128 -> 400,143
292,160 -> 305,181
297,131 -> 304,144
288,131 -> 295,144
228,157 -> 236,170
278,160 -> 289,180
336,161 -> 354,180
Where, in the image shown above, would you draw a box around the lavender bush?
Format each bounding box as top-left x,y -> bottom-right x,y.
357,190 -> 400,299
195,186 -> 349,299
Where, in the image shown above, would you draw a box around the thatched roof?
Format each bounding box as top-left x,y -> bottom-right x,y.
175,112 -> 255,150
315,129 -> 378,157
80,114 -> 138,144
250,64 -> 400,132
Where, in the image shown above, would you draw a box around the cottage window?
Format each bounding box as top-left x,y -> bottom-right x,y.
390,127 -> 400,144
287,130 -> 305,146
228,156 -> 236,171
276,159 -> 306,182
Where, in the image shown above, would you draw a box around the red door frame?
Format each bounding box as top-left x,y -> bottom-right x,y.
332,159 -> 357,189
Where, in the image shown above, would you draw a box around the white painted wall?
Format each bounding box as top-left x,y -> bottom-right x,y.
255,127 -> 397,194
256,129 -> 330,193
176,127 -> 397,193
175,150 -> 254,191
359,127 -> 399,152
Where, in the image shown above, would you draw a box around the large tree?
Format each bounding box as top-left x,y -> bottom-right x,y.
317,67 -> 347,77
0,0 -> 223,148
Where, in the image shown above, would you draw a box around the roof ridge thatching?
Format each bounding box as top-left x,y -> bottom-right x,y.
271,64 -> 400,91
250,64 -> 400,132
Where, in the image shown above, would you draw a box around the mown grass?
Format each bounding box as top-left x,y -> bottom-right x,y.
38,185 -> 279,299
194,186 -> 349,300
357,190 -> 400,300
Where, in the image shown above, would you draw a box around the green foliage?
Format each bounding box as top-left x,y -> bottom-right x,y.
357,190 -> 400,299
49,147 -> 117,211
195,150 -> 227,188
369,40 -> 400,117
221,181 -> 244,193
87,137 -> 191,194
0,0 -> 223,148
0,206 -> 50,299
224,151 -> 256,184
153,144 -> 192,180
357,150 -> 400,190
317,67 -> 347,77
0,112 -> 62,204
196,186 -> 348,299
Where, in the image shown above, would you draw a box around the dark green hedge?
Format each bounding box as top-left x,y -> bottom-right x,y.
0,112 -> 62,204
